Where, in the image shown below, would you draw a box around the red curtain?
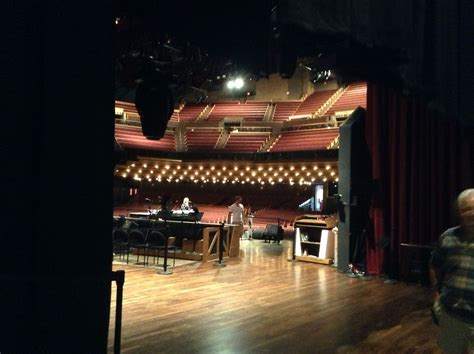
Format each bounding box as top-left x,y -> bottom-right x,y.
365,83 -> 473,277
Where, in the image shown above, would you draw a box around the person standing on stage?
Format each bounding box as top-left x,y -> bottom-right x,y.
430,188 -> 474,354
228,195 -> 245,236
247,208 -> 254,240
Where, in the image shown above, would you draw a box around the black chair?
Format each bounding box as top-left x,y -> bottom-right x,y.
263,224 -> 283,244
112,229 -> 129,262
263,224 -> 278,243
146,230 -> 166,266
128,229 -> 148,265
146,230 -> 176,268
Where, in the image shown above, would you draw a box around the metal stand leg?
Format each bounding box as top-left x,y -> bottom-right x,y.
214,223 -> 227,267
158,223 -> 173,275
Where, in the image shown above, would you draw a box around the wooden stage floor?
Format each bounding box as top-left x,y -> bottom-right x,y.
109,239 -> 442,353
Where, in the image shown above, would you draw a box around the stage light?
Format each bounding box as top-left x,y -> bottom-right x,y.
165,165 -> 170,169
227,80 -> 235,89
177,166 -> 181,169
313,166 -> 318,170
143,164 -> 147,168
323,178 -> 327,182
330,171 -> 335,176
154,164 -> 158,169
326,165 -> 331,170
295,172 -> 300,176
234,78 -> 244,89
335,177 -> 339,182
138,169 -> 142,173
126,168 -> 130,173
131,164 -> 135,167
122,173 -> 127,178
199,166 -> 203,170
318,172 -> 323,176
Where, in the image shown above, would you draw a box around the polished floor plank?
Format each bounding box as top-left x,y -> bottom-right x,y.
109,239 -> 441,353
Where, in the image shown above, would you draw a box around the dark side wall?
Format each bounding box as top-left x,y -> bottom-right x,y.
2,1 -> 113,352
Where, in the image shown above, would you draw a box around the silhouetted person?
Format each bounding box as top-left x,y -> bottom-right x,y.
431,189 -> 474,353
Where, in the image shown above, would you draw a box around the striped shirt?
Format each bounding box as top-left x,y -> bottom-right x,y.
431,226 -> 474,322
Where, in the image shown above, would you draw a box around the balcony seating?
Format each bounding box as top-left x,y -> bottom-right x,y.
222,133 -> 270,152
207,101 -> 269,121
115,124 -> 176,151
185,129 -> 220,151
272,101 -> 301,121
292,89 -> 337,117
179,104 -> 208,122
269,128 -> 339,152
325,82 -> 367,116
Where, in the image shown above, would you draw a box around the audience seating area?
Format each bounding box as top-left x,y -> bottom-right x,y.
325,82 -> 367,116
292,89 -> 337,117
185,129 -> 220,151
207,101 -> 269,121
223,133 -> 269,152
115,124 -> 176,151
272,101 -> 301,121
269,128 -> 339,152
114,83 -> 366,153
178,104 -> 207,122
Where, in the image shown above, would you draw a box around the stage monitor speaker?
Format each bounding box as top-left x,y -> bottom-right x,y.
135,79 -> 174,140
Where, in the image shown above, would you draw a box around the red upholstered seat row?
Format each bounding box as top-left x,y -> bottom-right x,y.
325,82 -> 367,116
207,102 -> 269,121
115,124 -> 176,151
178,104 -> 208,122
223,133 -> 269,152
269,128 -> 339,152
272,101 -> 301,121
185,129 -> 220,151
292,89 -> 337,116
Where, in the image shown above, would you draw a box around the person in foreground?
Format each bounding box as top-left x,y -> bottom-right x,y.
431,188 -> 474,354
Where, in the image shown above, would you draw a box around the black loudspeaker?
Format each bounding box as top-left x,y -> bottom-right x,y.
337,107 -> 371,272
135,79 -> 174,140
